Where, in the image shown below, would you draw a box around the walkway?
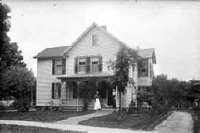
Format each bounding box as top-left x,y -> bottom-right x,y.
155,111 -> 193,133
0,120 -> 154,133
55,110 -> 113,125
0,111 -> 193,133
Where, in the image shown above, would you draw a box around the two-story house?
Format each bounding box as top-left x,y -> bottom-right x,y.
34,23 -> 156,110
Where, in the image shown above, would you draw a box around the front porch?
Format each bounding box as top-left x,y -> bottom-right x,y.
58,76 -> 116,111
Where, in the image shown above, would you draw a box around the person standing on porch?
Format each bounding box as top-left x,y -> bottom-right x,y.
94,90 -> 101,110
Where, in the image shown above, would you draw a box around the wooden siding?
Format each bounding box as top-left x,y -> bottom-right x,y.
66,27 -> 120,76
36,26 -> 155,108
138,58 -> 153,86
36,59 -> 61,106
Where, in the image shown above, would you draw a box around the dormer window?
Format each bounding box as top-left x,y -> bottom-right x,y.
92,34 -> 98,46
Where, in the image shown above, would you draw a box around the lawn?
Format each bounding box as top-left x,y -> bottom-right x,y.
0,110 -> 94,122
79,110 -> 170,130
0,124 -> 86,133
193,109 -> 200,133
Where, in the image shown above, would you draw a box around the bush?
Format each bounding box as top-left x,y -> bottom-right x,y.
12,98 -> 31,112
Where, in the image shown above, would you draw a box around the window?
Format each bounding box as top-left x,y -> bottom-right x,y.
138,59 -> 148,77
77,57 -> 87,73
52,83 -> 61,99
75,56 -> 102,74
92,34 -> 98,46
150,63 -> 153,77
52,59 -> 66,75
91,57 -> 99,72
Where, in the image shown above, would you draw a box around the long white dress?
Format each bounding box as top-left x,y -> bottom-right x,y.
94,97 -> 101,110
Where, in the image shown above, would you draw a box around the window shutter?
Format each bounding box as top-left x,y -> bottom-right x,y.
145,60 -> 148,76
58,83 -> 61,98
99,56 -> 103,72
86,57 -> 90,73
52,59 -> 55,75
62,59 -> 66,74
75,58 -> 78,74
52,83 -> 55,99
138,60 -> 142,77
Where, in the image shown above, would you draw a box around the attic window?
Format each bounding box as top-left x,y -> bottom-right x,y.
92,34 -> 98,46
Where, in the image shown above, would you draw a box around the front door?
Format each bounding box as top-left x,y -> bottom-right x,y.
98,81 -> 113,107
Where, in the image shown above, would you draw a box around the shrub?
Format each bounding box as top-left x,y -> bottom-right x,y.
13,97 -> 31,112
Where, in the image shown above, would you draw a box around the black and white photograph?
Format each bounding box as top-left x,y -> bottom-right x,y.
0,0 -> 200,132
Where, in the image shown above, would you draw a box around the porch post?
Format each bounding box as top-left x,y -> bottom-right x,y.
76,81 -> 81,111
61,81 -> 66,104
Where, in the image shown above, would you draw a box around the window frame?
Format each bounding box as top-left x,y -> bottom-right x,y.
92,34 -> 98,46
52,58 -> 66,75
77,57 -> 87,73
52,83 -> 61,99
138,59 -> 148,77
75,56 -> 102,74
91,56 -> 100,73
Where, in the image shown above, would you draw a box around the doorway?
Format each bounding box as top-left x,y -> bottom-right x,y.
97,81 -> 114,107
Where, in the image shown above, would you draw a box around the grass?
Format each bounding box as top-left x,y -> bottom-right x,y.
192,109 -> 200,133
0,110 -> 94,122
79,110 -> 170,130
0,124 -> 86,133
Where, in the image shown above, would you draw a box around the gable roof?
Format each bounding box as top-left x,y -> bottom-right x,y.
138,48 -> 156,63
34,22 -> 133,59
34,46 -> 70,59
62,22 -> 132,55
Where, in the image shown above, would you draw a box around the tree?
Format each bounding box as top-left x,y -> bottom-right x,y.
2,67 -> 35,111
0,4 -> 26,99
150,74 -> 191,112
108,47 -> 138,116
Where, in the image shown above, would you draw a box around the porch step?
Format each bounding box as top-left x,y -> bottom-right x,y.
62,105 -> 94,111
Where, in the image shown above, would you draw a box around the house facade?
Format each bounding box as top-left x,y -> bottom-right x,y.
34,23 -> 156,110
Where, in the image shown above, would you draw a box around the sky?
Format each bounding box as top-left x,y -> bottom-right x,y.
4,0 -> 200,81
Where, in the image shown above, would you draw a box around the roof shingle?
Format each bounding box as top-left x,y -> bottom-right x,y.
34,46 -> 70,59
138,48 -> 156,63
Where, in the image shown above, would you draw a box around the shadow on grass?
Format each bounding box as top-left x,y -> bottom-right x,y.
0,124 -> 87,133
0,110 -> 95,122
79,110 -> 172,130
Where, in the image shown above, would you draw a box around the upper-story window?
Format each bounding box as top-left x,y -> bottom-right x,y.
75,56 -> 102,74
138,59 -> 148,77
78,57 -> 87,73
52,59 -> 66,75
92,34 -> 98,46
149,63 -> 153,77
91,57 -> 100,72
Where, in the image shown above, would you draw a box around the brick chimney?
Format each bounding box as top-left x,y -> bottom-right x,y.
101,25 -> 107,31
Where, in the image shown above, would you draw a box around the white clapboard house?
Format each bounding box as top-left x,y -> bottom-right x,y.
34,23 -> 156,110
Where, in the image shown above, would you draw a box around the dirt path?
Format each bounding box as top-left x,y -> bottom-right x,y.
155,111 -> 193,133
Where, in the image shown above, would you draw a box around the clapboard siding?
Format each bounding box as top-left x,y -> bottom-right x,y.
36,59 -> 61,106
66,27 -> 120,76
36,25 -> 155,108
138,58 -> 153,86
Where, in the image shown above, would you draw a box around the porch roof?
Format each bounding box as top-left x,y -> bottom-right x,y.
57,73 -> 113,81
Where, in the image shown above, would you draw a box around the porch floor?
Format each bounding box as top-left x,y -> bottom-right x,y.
55,110 -> 113,125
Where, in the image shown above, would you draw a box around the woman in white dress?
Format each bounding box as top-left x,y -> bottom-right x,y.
94,91 -> 101,110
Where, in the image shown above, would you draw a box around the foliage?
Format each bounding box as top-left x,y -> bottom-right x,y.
1,67 -> 35,111
141,74 -> 192,112
187,82 -> 200,103
79,81 -> 93,111
0,4 -> 26,100
107,47 -> 138,114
